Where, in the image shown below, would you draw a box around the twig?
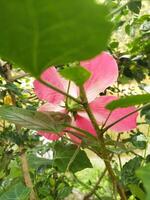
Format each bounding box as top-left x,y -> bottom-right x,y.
102,103 -> 150,133
83,168 -> 107,200
38,78 -> 82,105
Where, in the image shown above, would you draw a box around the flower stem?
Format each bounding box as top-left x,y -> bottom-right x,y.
38,78 -> 82,104
79,86 -> 127,200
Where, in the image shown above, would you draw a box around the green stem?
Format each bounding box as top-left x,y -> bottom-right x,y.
83,168 -> 107,200
38,78 -> 82,104
79,86 -> 127,200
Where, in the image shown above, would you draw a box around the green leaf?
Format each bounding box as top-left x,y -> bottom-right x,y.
0,0 -> 112,77
59,65 -> 91,86
0,181 -> 30,200
27,154 -> 52,170
121,156 -> 143,186
53,143 -> 92,173
0,106 -> 71,132
128,184 -> 146,200
106,94 -> 150,110
128,0 -> 142,14
136,164 -> 150,200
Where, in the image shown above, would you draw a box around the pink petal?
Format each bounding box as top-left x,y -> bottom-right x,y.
33,67 -> 65,105
80,52 -> 118,102
90,96 -> 138,132
38,102 -> 64,112
75,114 -> 97,137
68,115 -> 96,144
38,130 -> 61,141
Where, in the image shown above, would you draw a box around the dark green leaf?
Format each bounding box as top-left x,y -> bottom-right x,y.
0,0 -> 112,77
53,143 -> 92,173
59,66 -> 91,86
136,164 -> 150,200
0,106 -> 71,132
141,104 -> 150,124
106,94 -> 150,110
121,156 -> 143,186
128,0 -> 142,14
130,132 -> 147,150
0,181 -> 30,200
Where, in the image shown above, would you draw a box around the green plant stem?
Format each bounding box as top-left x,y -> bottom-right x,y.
79,86 -> 127,200
38,78 -> 82,104
102,103 -> 150,133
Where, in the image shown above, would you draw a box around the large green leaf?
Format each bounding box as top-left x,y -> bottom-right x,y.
106,94 -> 150,110
136,164 -> 150,200
0,106 -> 71,132
0,0 -> 112,77
53,143 -> 92,173
59,65 -> 91,86
0,182 -> 30,200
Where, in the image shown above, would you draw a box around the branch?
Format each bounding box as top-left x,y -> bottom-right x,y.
19,147 -> 38,200
83,168 -> 107,200
38,78 -> 82,105
102,103 -> 150,133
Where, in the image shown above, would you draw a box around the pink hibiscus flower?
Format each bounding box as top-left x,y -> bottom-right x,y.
34,52 -> 138,142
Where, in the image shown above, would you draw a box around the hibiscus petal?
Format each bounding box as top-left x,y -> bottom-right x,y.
38,102 -> 64,112
68,115 -> 96,144
75,114 -> 97,137
80,52 -> 118,102
90,96 -> 138,132
38,130 -> 61,141
33,67 -> 65,104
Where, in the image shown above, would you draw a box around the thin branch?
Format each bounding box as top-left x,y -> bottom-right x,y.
102,103 -> 150,133
83,168 -> 107,200
38,78 -> 82,104
19,147 -> 38,200
65,144 -> 81,172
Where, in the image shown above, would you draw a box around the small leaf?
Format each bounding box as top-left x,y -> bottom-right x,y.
106,94 -> 150,110
59,65 -> 91,86
53,143 -> 92,173
0,181 -> 30,200
0,106 -> 71,132
0,0 -> 112,77
136,164 -> 150,200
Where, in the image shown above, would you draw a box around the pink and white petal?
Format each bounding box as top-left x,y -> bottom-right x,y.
33,67 -> 65,104
80,52 -> 118,102
90,96 -> 138,132
38,131 -> 61,141
62,80 -> 78,99
38,102 -> 64,112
